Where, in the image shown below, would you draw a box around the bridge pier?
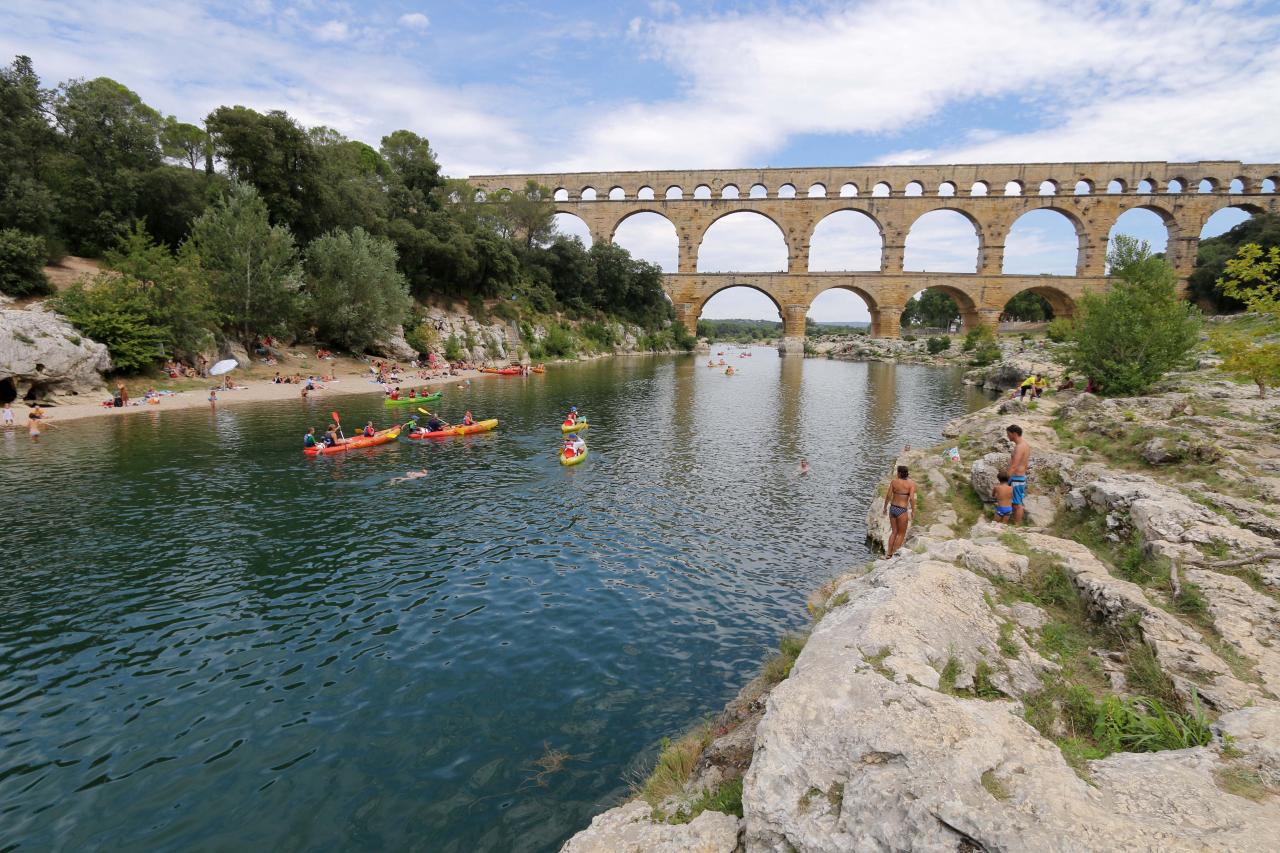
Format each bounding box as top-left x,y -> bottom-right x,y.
778,304 -> 808,356
870,306 -> 903,339
673,302 -> 698,336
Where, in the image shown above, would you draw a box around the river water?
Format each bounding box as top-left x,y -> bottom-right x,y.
0,348 -> 988,852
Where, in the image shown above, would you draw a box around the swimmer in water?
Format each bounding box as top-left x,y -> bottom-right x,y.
389,469 -> 429,485
799,459 -> 810,476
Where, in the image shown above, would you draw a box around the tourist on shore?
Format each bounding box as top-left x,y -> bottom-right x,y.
2,402 -> 13,428
882,465 -> 916,559
208,388 -> 217,405
993,472 -> 1014,523
1016,374 -> 1037,399
1006,424 -> 1030,524
117,383 -> 129,407
1034,376 -> 1047,398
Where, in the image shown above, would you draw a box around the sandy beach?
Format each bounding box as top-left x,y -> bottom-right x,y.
14,355 -> 489,427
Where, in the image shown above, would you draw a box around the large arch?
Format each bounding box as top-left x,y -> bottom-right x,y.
1108,206 -> 1170,258
1003,208 -> 1085,275
1001,284 -> 1075,322
1201,204 -> 1265,239
697,211 -> 788,273
901,285 -> 980,332
612,211 -> 678,272
904,210 -> 980,273
552,212 -> 593,246
808,210 -> 883,271
807,285 -> 875,328
695,284 -> 785,337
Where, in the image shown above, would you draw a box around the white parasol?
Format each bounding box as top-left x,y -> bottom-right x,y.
209,358 -> 239,376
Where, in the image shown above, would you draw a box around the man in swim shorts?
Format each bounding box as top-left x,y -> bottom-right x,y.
1006,424 -> 1030,524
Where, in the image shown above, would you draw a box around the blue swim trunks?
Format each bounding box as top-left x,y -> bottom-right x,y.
1009,475 -> 1026,506
995,505 -> 1013,517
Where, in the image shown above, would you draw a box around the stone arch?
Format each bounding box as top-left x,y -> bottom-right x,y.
907,283 -> 983,331
1261,178 -> 1276,193
695,283 -> 785,323
1200,203 -> 1267,240
1004,180 -> 1023,196
1229,178 -> 1246,194
807,183 -> 827,198
1137,179 -> 1154,194
1166,178 -> 1185,194
839,182 -> 858,197
693,184 -> 712,199
1107,179 -> 1126,194
1198,178 -> 1217,193
1108,204 -> 1174,259
778,183 -> 797,198
1038,180 -> 1057,196
665,185 -> 683,200
697,210 -> 789,273
637,186 -> 655,200
580,186 -> 598,201
553,187 -> 568,201
749,183 -> 768,198
808,209 -> 884,271
938,181 -> 956,197
1001,284 -> 1076,321
905,181 -> 924,197
1074,180 -> 1092,195
970,181 -> 988,196
807,285 -> 877,329
872,182 -> 891,197
722,184 -> 740,199
904,209 -> 981,273
612,210 -> 679,271
608,186 -> 626,200
553,212 -> 594,246
1003,208 -> 1086,276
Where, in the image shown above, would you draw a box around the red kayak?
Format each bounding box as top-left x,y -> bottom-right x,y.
478,367 -> 522,376
407,419 -> 498,439
304,426 -> 401,456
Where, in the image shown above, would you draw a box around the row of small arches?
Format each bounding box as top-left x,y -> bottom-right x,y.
538,177 -> 1277,203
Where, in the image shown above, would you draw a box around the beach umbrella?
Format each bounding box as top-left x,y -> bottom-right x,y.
209,359 -> 239,376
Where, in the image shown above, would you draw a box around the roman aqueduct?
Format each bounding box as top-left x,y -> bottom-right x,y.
468,161 -> 1280,347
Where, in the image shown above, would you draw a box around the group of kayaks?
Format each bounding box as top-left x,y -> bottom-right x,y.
478,365 -> 546,376
303,390 -> 592,469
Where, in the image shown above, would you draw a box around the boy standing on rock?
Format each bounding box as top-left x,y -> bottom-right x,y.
1006,424 -> 1030,524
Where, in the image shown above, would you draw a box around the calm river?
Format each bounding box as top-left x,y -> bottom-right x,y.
0,348 -> 987,852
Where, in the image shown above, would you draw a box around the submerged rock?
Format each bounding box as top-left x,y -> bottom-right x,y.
0,307 -> 110,401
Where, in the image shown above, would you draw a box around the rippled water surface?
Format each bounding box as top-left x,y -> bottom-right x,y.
1,349 -> 988,851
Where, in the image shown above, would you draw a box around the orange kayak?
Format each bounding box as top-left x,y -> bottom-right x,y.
407,418 -> 498,439
478,367 -> 522,376
304,426 -> 401,456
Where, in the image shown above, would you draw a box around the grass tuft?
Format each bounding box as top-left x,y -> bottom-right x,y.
670,778 -> 743,823
981,770 -> 1011,801
638,725 -> 714,807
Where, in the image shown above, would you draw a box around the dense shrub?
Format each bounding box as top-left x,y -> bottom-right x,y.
926,335 -> 951,354
541,323 -> 576,357
1046,317 -> 1075,343
0,228 -> 52,297
52,275 -> 168,371
966,325 -> 1001,366
303,226 -> 412,353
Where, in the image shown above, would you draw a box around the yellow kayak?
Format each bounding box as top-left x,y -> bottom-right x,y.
560,446 -> 588,466
561,420 -> 589,433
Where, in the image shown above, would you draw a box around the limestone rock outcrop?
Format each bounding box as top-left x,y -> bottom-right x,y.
560,801 -> 740,853
0,306 -> 110,400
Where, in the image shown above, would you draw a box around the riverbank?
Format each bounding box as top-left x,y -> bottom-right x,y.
562,361 -> 1280,850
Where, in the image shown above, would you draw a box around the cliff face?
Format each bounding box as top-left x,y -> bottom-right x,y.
562,370 -> 1280,852
0,306 -> 112,400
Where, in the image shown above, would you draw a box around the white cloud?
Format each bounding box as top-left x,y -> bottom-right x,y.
314,19 -> 349,42
649,0 -> 680,17
550,0 -> 1280,170
613,213 -> 678,271
398,12 -> 430,31
698,213 -> 788,273
626,17 -> 643,39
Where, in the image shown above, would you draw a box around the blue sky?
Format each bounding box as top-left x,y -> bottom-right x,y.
6,0 -> 1278,319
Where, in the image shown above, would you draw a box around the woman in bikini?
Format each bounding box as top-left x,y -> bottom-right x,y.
882,465 -> 917,559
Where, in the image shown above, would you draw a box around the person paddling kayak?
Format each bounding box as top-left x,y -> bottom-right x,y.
563,406 -> 579,427
303,427 -> 318,449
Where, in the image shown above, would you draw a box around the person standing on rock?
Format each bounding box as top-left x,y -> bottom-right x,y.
882,465 -> 916,559
1006,424 -> 1030,525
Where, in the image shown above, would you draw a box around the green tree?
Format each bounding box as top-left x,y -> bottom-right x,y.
488,180 -> 555,251
106,222 -> 217,355
160,117 -> 209,172
1218,243 -> 1280,319
1003,290 -> 1053,321
0,228 -> 51,296
1216,335 -> 1280,398
902,289 -> 960,328
1188,213 -> 1280,312
304,227 -> 411,352
1065,236 -> 1201,396
184,182 -> 302,344
52,274 -> 169,371
0,57 -> 61,243
205,106 -> 320,240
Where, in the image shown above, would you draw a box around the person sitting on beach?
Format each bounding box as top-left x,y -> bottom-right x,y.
304,427 -> 318,449
992,472 -> 1014,523
274,372 -> 282,383
363,421 -> 375,437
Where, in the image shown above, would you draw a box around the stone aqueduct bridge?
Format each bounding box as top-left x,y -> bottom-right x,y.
468,161 -> 1280,347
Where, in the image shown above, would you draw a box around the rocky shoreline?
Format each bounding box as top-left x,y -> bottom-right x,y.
561,366 -> 1280,851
